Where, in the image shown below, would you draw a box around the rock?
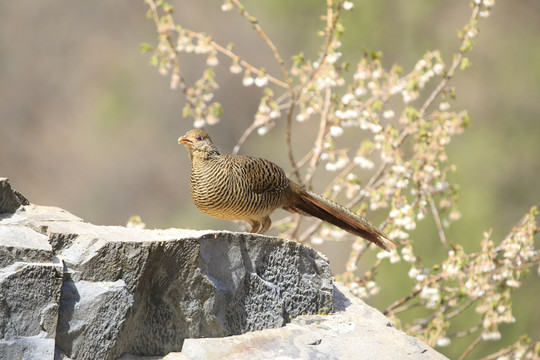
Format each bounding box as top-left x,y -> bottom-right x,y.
176,282 -> 448,360
0,215 -> 63,359
0,177 -> 29,213
0,178 -> 447,360
0,178 -> 333,360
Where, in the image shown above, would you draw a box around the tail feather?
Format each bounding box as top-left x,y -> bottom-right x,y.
288,189 -> 395,251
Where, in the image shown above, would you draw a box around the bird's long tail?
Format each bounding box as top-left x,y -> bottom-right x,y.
286,184 -> 395,251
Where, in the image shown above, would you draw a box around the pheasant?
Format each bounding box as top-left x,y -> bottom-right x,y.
178,128 -> 394,251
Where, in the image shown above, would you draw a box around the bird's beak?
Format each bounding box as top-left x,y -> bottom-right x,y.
178,136 -> 191,145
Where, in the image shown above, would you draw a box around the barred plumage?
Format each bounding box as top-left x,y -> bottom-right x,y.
179,129 -> 395,251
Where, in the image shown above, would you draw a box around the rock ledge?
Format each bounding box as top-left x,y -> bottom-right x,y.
0,178 -> 446,360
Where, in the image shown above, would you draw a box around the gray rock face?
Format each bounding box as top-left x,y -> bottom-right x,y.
0,177 -> 29,214
0,178 -> 333,360
0,179 -> 62,359
1,178 -> 447,360
176,283 -> 447,360
0,214 -> 62,359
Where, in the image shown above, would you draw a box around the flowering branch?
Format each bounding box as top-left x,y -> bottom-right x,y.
143,1 -> 539,358
229,0 -> 292,87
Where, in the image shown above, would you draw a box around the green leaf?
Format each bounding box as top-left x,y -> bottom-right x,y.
391,64 -> 403,75
209,102 -> 223,117
292,52 -> 304,62
162,2 -> 174,13
462,112 -> 471,127
460,57 -> 472,71
140,43 -> 154,54
182,104 -> 193,118
370,51 -> 383,60
405,106 -> 420,122
371,99 -> 383,111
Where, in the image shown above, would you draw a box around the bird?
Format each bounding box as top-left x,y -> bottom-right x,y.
178,128 -> 395,251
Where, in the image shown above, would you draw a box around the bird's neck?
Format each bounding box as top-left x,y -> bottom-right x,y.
190,147 -> 221,163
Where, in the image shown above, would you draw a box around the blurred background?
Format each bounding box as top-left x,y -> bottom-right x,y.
1,0 -> 538,357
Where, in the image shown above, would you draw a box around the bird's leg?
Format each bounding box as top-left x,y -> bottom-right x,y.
258,216 -> 272,234
247,219 -> 261,233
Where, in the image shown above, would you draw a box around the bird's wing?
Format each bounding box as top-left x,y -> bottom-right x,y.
237,156 -> 289,195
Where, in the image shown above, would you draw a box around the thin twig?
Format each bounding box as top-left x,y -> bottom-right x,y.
389,301 -> 424,314
445,298 -> 474,320
457,334 -> 482,360
447,324 -> 481,339
294,149 -> 315,172
305,88 -> 332,185
299,221 -> 323,243
348,241 -> 371,271
231,0 -> 292,87
429,197 -> 450,251
232,122 -> 258,154
476,340 -> 535,360
383,286 -> 423,316
146,0 -> 193,103
285,95 -> 302,182
183,28 -> 288,88
145,0 -> 289,89
285,0 -> 346,187
418,4 -> 481,117
377,3 -> 482,178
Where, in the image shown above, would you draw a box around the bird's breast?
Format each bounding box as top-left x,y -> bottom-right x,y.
189,157 -> 286,220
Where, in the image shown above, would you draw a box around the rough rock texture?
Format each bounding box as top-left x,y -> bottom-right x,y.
1,178 -> 447,360
174,283 -> 448,360
0,178 -> 62,359
0,178 -> 333,360
0,177 -> 29,214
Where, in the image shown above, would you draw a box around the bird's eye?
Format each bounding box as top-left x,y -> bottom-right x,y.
195,135 -> 202,141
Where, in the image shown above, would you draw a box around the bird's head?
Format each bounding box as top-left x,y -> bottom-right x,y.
178,129 -> 220,161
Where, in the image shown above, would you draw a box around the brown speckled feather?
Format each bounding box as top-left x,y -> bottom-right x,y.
179,129 -> 394,251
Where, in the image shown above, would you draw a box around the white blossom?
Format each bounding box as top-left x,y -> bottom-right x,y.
242,76 -> 254,86
330,126 -> 344,137
193,119 -> 205,128
408,267 -> 420,279
481,331 -> 501,341
310,237 -> 324,245
269,110 -> 281,119
254,76 -> 268,87
221,1 -> 233,11
354,70 -> 367,80
355,87 -> 366,96
383,110 -> 395,119
439,102 -> 450,111
433,63 -> 444,75
206,54 -> 219,66
436,337 -> 451,347
326,52 -> 342,64
479,10 -> 491,18
370,124 -> 382,133
415,59 -> 427,71
353,156 -> 374,169
296,113 -> 307,122
341,93 -> 355,105
229,63 -> 242,74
